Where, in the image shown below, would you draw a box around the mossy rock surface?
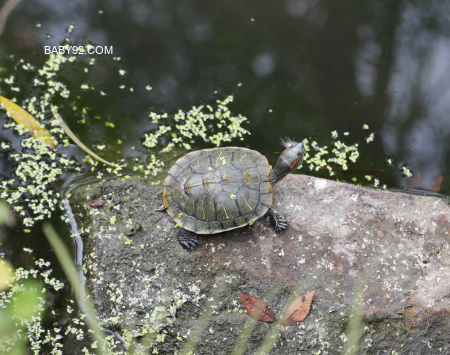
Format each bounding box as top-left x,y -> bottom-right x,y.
70,174 -> 450,354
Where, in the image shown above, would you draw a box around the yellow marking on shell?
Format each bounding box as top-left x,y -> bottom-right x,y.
223,205 -> 229,219
239,154 -> 247,162
242,196 -> 252,210
215,151 -> 223,165
163,189 -> 169,207
164,175 -> 171,185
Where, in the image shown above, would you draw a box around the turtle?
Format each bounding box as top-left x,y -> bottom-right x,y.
157,140 -> 305,251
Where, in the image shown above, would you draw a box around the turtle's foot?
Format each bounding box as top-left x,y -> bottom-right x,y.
155,205 -> 167,212
177,228 -> 199,251
268,207 -> 287,232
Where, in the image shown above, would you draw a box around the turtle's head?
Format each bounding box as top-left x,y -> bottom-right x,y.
270,139 -> 305,186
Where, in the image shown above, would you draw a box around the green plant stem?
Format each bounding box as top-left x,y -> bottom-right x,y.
51,105 -> 124,168
42,222 -> 107,355
179,278 -> 226,355
343,276 -> 367,355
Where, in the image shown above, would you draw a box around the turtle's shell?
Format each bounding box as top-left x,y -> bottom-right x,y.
163,147 -> 273,234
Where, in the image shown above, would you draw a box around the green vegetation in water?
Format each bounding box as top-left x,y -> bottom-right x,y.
301,135 -> 360,175
0,135 -> 76,229
0,253 -> 66,354
143,96 -> 250,152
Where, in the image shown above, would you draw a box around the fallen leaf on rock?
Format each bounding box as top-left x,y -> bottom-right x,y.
88,200 -> 104,207
0,95 -> 56,147
237,292 -> 276,322
283,290 -> 315,326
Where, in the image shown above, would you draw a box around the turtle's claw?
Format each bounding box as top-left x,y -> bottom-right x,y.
177,228 -> 199,251
155,205 -> 167,212
268,207 -> 288,232
275,215 -> 288,232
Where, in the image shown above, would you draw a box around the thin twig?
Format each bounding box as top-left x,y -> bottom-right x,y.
0,0 -> 22,37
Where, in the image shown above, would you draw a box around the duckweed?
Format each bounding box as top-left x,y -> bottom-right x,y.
301,136 -> 360,176
143,96 -> 249,151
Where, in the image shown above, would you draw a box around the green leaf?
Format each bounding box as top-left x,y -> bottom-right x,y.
14,280 -> 42,319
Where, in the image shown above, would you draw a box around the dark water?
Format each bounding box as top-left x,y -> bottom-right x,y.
0,0 -> 449,348
2,0 -> 450,191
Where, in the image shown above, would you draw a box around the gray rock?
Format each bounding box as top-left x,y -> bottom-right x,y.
70,174 -> 450,354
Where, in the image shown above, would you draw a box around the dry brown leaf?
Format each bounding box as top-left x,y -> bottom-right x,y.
88,200 -> 104,207
408,172 -> 424,189
237,292 -> 276,323
430,175 -> 443,192
409,172 -> 443,192
283,290 -> 315,326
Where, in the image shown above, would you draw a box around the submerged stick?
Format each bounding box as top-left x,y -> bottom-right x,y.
0,0 -> 22,37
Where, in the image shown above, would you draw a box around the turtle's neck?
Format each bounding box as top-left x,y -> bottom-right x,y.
270,166 -> 288,186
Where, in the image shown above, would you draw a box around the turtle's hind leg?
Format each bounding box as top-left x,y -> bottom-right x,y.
267,207 -> 287,232
155,205 -> 167,212
177,228 -> 199,251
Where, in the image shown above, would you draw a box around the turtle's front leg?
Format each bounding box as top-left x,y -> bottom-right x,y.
177,228 -> 199,251
267,207 -> 287,232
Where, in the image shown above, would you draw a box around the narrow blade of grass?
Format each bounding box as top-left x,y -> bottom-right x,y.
179,277 -> 226,355
343,276 -> 367,355
42,222 -> 107,355
51,104 -> 124,168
